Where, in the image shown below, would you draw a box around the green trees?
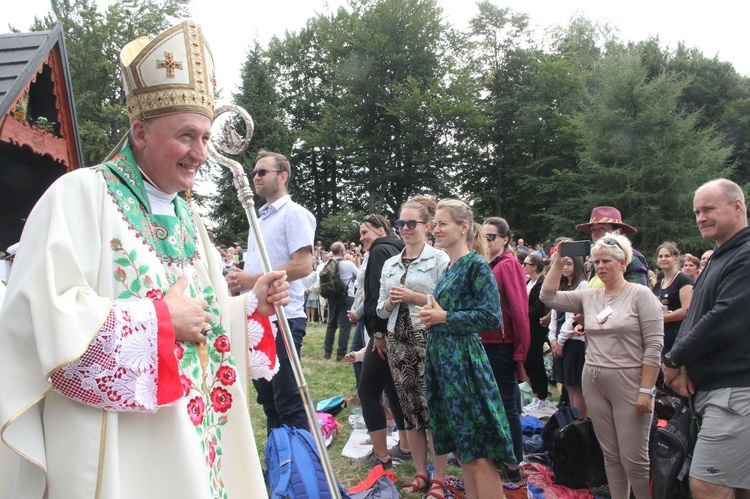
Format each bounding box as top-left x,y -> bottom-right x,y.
24,0 -> 750,256
31,0 -> 189,165
575,52 -> 732,254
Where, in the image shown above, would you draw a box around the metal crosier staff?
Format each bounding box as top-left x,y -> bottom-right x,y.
208,104 -> 341,498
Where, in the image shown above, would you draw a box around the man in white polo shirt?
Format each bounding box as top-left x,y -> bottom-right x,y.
226,150 -> 316,434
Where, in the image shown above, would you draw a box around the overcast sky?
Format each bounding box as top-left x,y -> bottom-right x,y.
5,0 -> 750,107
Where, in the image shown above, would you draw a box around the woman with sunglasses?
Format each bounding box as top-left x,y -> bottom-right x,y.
541,233 -> 663,499
356,214 -> 411,469
416,199 -> 514,499
479,217 -> 530,478
376,196 -> 449,495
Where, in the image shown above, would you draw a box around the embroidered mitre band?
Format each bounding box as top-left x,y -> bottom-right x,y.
120,20 -> 216,124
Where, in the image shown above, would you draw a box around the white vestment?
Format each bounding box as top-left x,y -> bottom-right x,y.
0,147 -> 275,499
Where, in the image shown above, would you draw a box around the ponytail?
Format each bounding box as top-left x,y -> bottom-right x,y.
471,222 -> 489,260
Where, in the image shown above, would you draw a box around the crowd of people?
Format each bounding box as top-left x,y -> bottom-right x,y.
1,17 -> 748,499
301,195 -> 749,499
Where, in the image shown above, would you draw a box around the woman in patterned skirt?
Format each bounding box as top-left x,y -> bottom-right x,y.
377,196 -> 450,495
416,199 -> 515,499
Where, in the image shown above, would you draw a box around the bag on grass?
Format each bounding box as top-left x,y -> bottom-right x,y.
316,412 -> 340,447
316,396 -> 347,416
265,425 -> 349,499
541,403 -> 581,453
650,401 -> 701,499
552,417 -> 607,489
318,259 -> 348,299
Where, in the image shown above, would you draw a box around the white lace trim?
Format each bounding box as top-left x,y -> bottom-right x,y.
49,300 -> 160,412
245,291 -> 279,381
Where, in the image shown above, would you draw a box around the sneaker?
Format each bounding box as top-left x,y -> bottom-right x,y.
351,450 -> 393,469
388,443 -> 413,462
539,399 -> 556,411
523,398 -> 542,412
496,461 -> 523,484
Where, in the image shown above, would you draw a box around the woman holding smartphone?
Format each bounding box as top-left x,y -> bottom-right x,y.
541,235 -> 663,499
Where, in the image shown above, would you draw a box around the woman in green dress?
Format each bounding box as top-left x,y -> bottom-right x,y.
416,199 -> 515,499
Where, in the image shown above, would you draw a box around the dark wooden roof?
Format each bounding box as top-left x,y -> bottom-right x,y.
0,23 -> 83,166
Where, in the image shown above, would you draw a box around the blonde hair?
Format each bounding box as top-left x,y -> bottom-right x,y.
436,199 -> 489,259
591,232 -> 632,265
401,195 -> 437,233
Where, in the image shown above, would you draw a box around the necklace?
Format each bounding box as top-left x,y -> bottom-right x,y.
605,279 -> 627,298
661,270 -> 679,290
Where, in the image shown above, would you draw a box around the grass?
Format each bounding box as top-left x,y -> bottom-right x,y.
249,322 -> 464,496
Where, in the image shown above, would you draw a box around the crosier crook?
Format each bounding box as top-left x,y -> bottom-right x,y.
207,105 -> 341,499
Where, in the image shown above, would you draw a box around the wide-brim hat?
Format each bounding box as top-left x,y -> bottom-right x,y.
576,206 -> 637,235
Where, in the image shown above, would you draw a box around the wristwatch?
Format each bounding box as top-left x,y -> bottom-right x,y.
373,332 -> 385,340
662,352 -> 680,369
638,387 -> 656,397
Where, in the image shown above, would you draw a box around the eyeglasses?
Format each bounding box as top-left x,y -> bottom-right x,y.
600,237 -> 625,253
249,168 -> 282,179
395,219 -> 427,230
362,215 -> 384,228
485,233 -> 500,242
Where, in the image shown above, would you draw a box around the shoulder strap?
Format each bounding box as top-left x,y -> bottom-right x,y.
268,426 -> 293,498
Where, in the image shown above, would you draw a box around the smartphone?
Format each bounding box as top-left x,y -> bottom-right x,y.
560,241 -> 591,257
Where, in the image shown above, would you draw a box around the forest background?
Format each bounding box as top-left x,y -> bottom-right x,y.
16,0 -> 750,259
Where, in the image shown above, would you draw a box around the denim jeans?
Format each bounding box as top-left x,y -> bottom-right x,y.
252,317 -> 308,435
483,343 -> 524,463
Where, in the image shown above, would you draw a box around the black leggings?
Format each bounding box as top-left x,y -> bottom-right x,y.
524,330 -> 549,399
358,337 -> 406,433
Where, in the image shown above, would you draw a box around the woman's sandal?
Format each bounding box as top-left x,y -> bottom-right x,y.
401,473 -> 429,494
423,479 -> 446,499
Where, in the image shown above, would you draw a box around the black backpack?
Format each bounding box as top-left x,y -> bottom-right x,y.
552,417 -> 608,489
318,259 -> 348,299
541,404 -> 581,453
650,401 -> 701,499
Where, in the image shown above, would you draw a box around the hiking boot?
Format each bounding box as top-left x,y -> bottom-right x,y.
351,450 -> 393,469
496,460 -> 523,484
324,352 -> 332,360
335,354 -> 345,362
388,443 -> 412,462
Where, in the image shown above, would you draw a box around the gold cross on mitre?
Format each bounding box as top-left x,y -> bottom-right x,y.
156,51 -> 184,78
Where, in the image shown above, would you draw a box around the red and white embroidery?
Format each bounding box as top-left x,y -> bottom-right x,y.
246,293 -> 278,381
50,299 -> 160,411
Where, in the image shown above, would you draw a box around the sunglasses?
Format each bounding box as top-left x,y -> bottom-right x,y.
600,237 -> 625,253
485,233 -> 500,242
249,168 -> 282,179
395,219 -> 427,230
523,262 -> 534,266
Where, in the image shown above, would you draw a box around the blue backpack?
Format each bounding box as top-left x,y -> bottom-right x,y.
265,425 -> 349,499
